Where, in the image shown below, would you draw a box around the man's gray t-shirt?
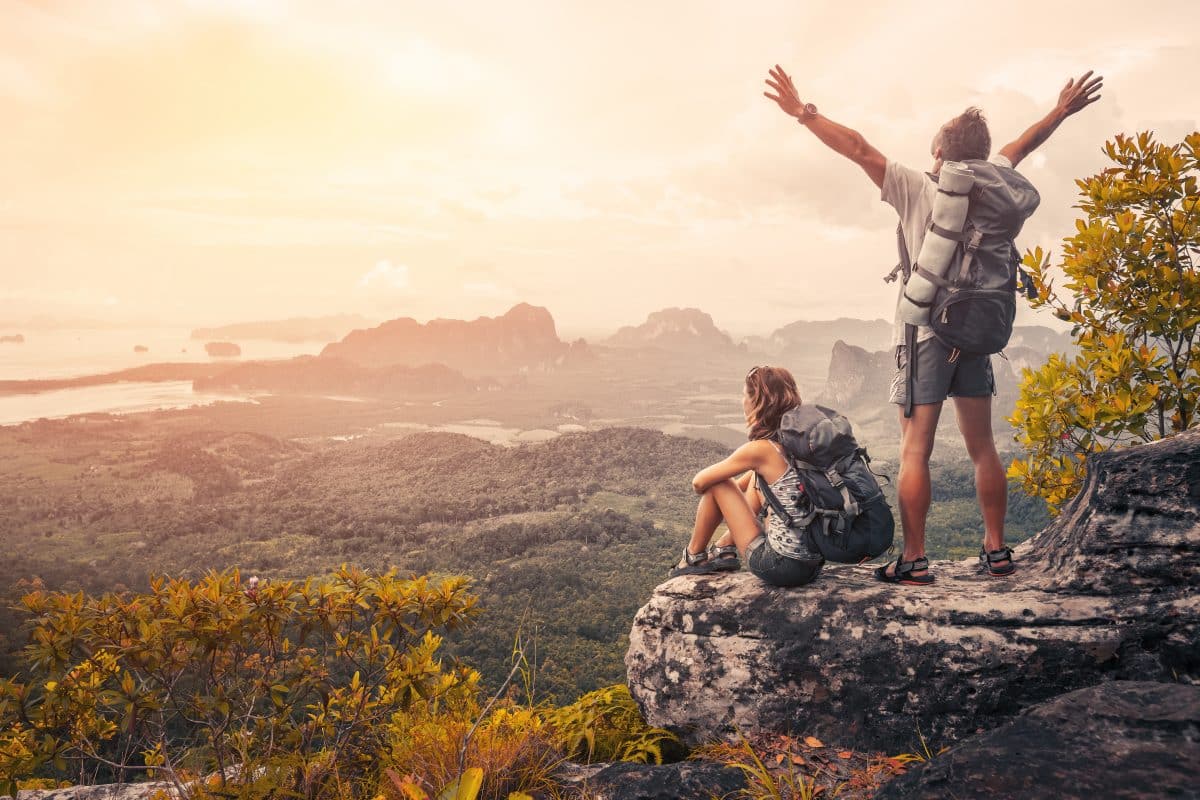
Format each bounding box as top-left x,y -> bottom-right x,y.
881,154 -> 1014,346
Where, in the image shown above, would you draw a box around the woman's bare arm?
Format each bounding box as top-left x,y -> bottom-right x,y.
692,441 -> 772,494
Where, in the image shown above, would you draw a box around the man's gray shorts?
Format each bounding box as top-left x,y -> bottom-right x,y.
888,337 -> 996,406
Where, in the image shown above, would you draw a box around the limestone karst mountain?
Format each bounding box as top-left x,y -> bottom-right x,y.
604,307 -> 740,354
320,303 -> 589,375
743,317 -> 893,358
815,340 -> 895,409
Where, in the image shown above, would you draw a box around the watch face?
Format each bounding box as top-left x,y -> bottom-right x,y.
804,103 -> 818,115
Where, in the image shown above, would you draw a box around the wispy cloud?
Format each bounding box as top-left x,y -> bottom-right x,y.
357,260 -> 410,291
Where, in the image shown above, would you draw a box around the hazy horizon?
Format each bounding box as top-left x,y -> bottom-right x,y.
3,0 -> 1197,336
2,301 -> 1078,345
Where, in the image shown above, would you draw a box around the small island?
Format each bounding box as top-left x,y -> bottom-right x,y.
0,334 -> 24,344
205,341 -> 242,358
133,344 -> 149,353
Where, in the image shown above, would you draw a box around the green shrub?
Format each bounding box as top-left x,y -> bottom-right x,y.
0,566 -> 478,799
545,684 -> 682,764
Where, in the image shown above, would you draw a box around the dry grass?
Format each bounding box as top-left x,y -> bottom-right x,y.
382,704 -> 566,800
693,730 -> 942,799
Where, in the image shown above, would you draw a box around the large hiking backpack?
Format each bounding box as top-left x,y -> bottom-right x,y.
756,405 -> 894,564
892,159 -> 1041,357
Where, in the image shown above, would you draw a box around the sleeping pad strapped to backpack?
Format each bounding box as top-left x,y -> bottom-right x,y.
892,158 -> 1042,358
757,405 -> 894,564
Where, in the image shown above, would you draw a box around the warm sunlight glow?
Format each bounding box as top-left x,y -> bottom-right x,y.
1,1 -> 1196,335
383,38 -> 482,96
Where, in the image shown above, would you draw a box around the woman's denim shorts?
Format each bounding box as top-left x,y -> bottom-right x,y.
747,535 -> 823,587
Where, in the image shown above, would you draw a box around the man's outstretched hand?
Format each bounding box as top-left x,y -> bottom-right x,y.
999,69 -> 1105,167
1055,70 -> 1103,119
763,64 -> 804,118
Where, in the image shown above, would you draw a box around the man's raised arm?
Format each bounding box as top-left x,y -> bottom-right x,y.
764,64 -> 886,189
998,70 -> 1104,168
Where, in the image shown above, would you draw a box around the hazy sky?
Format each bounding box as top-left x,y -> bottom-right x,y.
2,0 -> 1197,337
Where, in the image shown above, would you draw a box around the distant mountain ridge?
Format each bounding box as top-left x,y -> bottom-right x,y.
744,317 -> 894,357
320,303 -> 590,376
604,308 -> 739,353
191,314 -> 376,343
1006,325 -> 1075,354
814,327 -> 1062,436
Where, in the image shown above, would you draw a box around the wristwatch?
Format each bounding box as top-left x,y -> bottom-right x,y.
796,102 -> 818,125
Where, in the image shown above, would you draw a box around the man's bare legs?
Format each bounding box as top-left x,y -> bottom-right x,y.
887,401 -> 943,578
954,395 -> 1009,567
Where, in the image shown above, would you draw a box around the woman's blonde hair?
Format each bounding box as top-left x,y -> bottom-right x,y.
744,365 -> 802,441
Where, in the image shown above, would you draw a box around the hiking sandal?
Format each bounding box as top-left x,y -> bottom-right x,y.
669,546 -> 724,577
873,555 -> 933,586
979,546 -> 1015,577
707,543 -> 741,571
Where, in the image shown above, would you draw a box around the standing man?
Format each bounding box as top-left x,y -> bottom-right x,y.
763,67 -> 1103,583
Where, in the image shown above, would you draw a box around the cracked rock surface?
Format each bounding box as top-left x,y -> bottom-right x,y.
579,761 -> 747,800
875,681 -> 1200,799
626,428 -> 1200,752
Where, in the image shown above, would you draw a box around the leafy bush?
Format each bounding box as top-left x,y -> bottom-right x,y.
0,566 -> 478,799
384,704 -> 561,800
0,568 -> 680,800
1011,130 -> 1200,510
545,684 -> 682,765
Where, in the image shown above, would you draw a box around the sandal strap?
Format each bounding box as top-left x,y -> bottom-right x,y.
982,546 -> 1013,564
710,544 -> 738,558
894,556 -> 929,576
684,547 -> 709,566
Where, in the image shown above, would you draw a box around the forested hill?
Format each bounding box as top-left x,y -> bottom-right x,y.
1,422 -> 727,697
1,419 -> 1047,700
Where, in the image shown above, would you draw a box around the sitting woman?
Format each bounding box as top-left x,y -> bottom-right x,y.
672,365 -> 824,587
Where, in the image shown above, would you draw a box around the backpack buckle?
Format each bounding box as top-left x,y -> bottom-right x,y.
825,469 -> 844,489
960,227 -> 983,255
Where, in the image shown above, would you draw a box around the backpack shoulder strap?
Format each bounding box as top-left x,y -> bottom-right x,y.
756,472 -> 795,527
884,222 -> 911,284
949,228 -> 985,287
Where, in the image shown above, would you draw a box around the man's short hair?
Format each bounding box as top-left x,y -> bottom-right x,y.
938,107 -> 991,162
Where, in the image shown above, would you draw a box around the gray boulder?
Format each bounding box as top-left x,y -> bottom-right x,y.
875,680 -> 1200,799
625,428 -> 1200,752
5,783 -> 175,800
580,761 -> 747,800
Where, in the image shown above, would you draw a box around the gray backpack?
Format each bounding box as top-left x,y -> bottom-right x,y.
757,405 -> 894,564
886,159 -> 1041,416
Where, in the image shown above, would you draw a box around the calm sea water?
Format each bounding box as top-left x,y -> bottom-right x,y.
0,381 -> 266,427
0,327 -> 321,426
0,327 -> 323,380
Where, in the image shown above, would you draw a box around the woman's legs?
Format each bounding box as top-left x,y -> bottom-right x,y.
686,478 -> 764,557
711,472 -> 759,550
